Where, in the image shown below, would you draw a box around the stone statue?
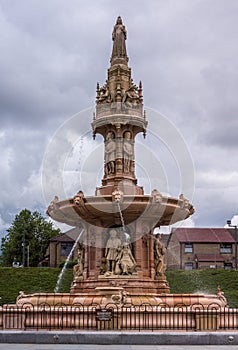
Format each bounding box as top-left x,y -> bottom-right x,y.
122,84 -> 139,107
179,193 -> 190,209
48,196 -> 59,210
151,189 -> 162,203
116,243 -> 136,275
100,257 -> 109,275
98,85 -> 111,103
74,191 -> 84,205
73,243 -> 84,281
105,229 -> 121,274
123,131 -> 133,173
154,234 -> 166,277
111,16 -> 127,62
105,131 -> 116,175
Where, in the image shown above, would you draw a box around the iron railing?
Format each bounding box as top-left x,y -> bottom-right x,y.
1,302 -> 238,331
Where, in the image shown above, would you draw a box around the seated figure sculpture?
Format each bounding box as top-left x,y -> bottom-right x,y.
116,243 -> 136,275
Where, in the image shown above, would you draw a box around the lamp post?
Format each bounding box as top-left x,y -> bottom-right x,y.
227,219 -> 237,270
22,225 -> 26,267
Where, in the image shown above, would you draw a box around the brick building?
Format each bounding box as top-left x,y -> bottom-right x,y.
46,228 -> 82,267
45,226 -> 237,270
165,228 -> 236,270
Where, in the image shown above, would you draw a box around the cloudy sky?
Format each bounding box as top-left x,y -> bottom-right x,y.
0,0 -> 238,237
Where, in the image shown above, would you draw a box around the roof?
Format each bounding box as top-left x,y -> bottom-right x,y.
159,234 -> 170,247
195,254 -> 224,262
172,228 -> 234,243
50,233 -> 75,243
65,227 -> 83,241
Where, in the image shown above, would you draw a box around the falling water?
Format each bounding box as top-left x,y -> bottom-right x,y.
117,202 -> 130,242
54,229 -> 84,293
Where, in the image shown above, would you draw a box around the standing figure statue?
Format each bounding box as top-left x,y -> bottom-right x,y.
73,243 -> 84,282
154,234 -> 166,278
105,131 -> 116,175
111,16 -> 127,62
105,229 -> 121,274
123,131 -> 133,173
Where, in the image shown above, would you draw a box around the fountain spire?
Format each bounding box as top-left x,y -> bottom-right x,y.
92,17 -> 146,196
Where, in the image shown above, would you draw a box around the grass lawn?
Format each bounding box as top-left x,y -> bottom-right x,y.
0,267 -> 238,307
166,269 -> 238,307
0,267 -> 73,305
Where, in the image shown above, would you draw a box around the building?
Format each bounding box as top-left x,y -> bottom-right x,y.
165,228 -> 236,270
46,228 -> 82,267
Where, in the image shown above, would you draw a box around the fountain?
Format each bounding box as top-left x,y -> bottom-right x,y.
16,17 -> 226,312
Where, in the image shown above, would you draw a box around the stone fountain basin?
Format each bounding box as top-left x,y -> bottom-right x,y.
15,291 -> 226,308
47,194 -> 194,228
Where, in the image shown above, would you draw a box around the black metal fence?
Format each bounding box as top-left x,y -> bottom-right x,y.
1,302 -> 238,331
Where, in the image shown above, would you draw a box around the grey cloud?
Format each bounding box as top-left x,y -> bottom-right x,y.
0,0 -> 238,236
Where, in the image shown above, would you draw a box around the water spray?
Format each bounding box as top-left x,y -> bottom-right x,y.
54,228 -> 84,293
112,189 -> 130,242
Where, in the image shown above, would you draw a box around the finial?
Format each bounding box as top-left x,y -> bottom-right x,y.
96,83 -> 100,101
139,80 -> 143,101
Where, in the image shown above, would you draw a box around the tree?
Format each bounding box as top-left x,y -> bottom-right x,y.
1,209 -> 60,267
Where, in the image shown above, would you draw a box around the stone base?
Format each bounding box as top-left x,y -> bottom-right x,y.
70,276 -> 170,295
95,183 -> 144,196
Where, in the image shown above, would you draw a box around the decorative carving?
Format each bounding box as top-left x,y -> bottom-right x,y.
105,132 -> 116,175
103,229 -> 136,276
48,196 -> 59,210
112,188 -> 124,202
142,234 -> 149,247
116,243 -> 136,275
151,189 -> 163,203
111,290 -> 129,305
122,84 -> 140,108
100,257 -> 109,275
179,194 -> 190,209
105,229 -> 122,274
217,286 -> 227,304
154,234 -> 166,278
90,231 -> 96,247
16,291 -> 26,303
123,131 -> 133,173
98,85 -> 111,104
74,191 -> 84,205
73,243 -> 84,282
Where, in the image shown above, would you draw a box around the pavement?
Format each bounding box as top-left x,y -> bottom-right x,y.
1,331 -> 238,348
0,346 -> 237,350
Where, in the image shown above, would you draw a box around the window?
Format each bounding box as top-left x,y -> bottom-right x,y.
224,263 -> 232,270
184,243 -> 193,253
185,262 -> 193,270
220,243 -> 232,254
61,243 -> 73,257
209,264 -> 216,269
